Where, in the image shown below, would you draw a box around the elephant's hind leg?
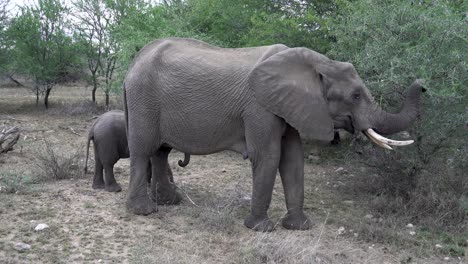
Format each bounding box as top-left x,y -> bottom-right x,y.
127,155 -> 158,215
279,126 -> 311,230
104,164 -> 122,192
150,148 -> 182,205
92,148 -> 105,189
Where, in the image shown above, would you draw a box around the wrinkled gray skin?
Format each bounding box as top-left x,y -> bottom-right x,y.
84,110 -> 187,204
124,38 -> 424,231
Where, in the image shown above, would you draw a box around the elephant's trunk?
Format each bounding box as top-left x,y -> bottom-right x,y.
370,79 -> 425,135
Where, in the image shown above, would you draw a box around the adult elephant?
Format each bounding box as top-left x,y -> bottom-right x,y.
124,38 -> 424,231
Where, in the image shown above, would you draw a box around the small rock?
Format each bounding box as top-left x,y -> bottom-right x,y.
337,226 -> 345,235
364,214 -> 373,219
435,244 -> 443,249
242,195 -> 251,201
409,231 -> 416,236
35,223 -> 49,231
335,167 -> 344,172
406,223 -> 414,228
353,232 -> 359,237
98,259 -> 103,263
308,155 -> 320,161
221,168 -> 227,172
444,257 -> 450,261
14,242 -> 31,252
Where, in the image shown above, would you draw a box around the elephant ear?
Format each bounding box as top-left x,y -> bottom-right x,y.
249,48 -> 334,141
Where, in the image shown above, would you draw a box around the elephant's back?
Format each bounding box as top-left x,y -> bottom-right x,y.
125,38 -> 273,89
93,111 -> 127,143
130,38 -> 268,70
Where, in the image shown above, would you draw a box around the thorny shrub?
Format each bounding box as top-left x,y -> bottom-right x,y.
35,140 -> 84,181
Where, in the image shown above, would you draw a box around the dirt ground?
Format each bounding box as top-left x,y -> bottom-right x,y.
0,85 -> 464,263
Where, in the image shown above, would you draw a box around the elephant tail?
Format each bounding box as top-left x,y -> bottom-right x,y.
178,153 -> 190,167
84,130 -> 93,174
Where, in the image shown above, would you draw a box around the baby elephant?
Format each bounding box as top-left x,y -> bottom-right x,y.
84,110 -> 189,195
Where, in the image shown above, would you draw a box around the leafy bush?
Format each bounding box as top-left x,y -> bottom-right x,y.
329,0 -> 467,99
328,0 -> 467,244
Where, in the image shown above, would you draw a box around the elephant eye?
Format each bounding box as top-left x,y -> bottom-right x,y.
352,93 -> 361,101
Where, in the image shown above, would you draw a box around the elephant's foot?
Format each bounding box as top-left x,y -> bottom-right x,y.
92,182 -> 105,190
281,211 -> 311,230
244,214 -> 275,232
126,197 -> 158,215
105,183 -> 122,192
153,184 -> 182,205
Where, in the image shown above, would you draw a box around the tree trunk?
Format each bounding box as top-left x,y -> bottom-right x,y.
105,91 -> 109,109
36,85 -> 39,106
44,87 -> 52,109
92,74 -> 97,103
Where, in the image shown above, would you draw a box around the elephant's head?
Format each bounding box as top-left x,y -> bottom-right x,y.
250,48 -> 424,149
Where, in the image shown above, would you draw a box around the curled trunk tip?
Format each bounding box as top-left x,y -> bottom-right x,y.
372,79 -> 425,135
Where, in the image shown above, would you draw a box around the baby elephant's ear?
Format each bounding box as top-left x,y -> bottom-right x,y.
249,48 -> 334,141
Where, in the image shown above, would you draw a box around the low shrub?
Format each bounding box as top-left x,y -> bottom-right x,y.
35,140 -> 84,181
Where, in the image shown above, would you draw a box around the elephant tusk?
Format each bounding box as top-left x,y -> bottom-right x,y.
365,131 -> 393,150
365,128 -> 414,148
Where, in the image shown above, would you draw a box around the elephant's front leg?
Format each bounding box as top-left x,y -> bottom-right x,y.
150,149 -> 182,205
127,155 -> 158,215
244,155 -> 280,232
279,126 -> 310,230
244,117 -> 284,232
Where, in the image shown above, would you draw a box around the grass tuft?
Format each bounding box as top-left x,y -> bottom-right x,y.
0,172 -> 35,194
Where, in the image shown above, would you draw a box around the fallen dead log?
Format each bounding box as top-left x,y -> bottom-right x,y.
0,126 -> 20,154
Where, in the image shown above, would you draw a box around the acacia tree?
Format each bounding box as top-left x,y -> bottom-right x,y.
73,0 -> 145,107
73,0 -> 106,103
8,0 -> 76,108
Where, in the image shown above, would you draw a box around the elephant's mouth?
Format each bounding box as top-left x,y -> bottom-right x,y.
362,128 -> 414,150
332,115 -> 354,134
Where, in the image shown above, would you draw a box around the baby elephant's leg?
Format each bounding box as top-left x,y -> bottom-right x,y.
92,150 -> 105,189
104,163 -> 122,192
